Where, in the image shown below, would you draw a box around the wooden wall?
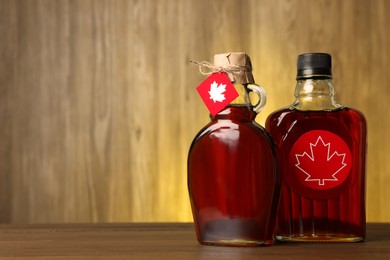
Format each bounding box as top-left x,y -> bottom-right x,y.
0,0 -> 389,223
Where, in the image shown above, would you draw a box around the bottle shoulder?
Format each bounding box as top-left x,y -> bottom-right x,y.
194,118 -> 265,137
267,106 -> 366,123
189,119 -> 276,160
265,106 -> 367,145
190,118 -> 273,150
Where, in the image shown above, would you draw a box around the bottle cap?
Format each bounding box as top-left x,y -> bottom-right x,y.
213,52 -> 254,84
297,53 -> 332,79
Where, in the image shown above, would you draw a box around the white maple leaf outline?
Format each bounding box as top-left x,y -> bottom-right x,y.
295,136 -> 347,186
208,81 -> 226,103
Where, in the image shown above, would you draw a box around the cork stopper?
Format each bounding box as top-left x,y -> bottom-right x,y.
213,52 -> 254,84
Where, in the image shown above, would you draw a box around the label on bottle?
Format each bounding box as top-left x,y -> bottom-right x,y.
289,130 -> 352,191
196,72 -> 239,116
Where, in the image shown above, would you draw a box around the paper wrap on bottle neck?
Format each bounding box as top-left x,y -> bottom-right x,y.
213,52 -> 254,84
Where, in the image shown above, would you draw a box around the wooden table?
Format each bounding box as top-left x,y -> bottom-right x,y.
0,223 -> 389,259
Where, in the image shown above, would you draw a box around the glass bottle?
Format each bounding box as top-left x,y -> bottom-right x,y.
266,53 -> 367,242
188,52 -> 279,246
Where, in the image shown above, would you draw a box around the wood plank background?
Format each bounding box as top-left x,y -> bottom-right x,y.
0,0 -> 388,223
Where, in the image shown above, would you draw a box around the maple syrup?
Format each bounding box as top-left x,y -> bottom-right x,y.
188,53 -> 279,246
266,53 -> 367,242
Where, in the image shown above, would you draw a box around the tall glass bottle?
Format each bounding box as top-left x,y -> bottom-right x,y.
188,53 -> 279,246
266,53 -> 367,242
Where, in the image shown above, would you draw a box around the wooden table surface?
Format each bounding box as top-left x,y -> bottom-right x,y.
0,223 -> 389,259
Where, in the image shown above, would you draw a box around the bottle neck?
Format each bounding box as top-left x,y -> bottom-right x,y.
230,83 -> 252,106
292,78 -> 342,111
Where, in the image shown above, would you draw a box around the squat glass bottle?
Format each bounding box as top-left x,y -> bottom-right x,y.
188,53 -> 279,246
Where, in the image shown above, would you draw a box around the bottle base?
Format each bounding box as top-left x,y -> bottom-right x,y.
276,235 -> 364,243
199,239 -> 273,247
197,218 -> 274,247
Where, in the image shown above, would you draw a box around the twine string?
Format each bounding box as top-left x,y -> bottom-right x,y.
189,60 -> 251,76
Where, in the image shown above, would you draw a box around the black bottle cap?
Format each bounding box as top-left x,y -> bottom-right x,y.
297,53 -> 332,79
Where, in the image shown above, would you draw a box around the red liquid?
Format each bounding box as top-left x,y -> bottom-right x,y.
266,107 -> 366,242
188,106 -> 279,246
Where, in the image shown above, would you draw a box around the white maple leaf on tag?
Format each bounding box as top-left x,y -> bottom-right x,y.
208,81 -> 226,103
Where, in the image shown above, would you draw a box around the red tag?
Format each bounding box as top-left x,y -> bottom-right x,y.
289,130 -> 352,190
196,73 -> 239,116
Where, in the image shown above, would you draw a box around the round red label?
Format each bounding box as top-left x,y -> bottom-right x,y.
289,130 -> 352,190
